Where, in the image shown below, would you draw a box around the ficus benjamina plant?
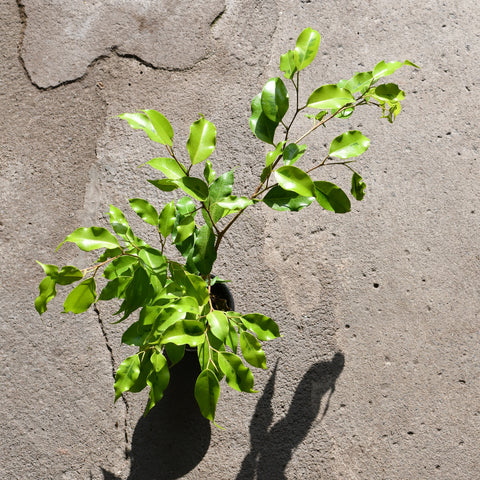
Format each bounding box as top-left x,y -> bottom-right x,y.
35,28 -> 418,426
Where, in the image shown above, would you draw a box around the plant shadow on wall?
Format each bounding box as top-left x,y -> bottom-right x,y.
101,352 -> 210,480
236,352 -> 345,480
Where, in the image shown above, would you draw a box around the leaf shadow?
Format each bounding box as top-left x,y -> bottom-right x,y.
101,351 -> 211,480
236,352 -> 345,480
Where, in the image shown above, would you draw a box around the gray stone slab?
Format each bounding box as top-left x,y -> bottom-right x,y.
1,0 -> 479,478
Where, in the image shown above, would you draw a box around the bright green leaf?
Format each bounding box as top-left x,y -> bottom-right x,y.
158,201 -> 176,238
192,225 -> 216,275
218,352 -> 256,393
294,27 -> 321,71
329,130 -> 370,159
175,177 -> 209,201
249,93 -> 279,145
351,172 -> 366,201
164,343 -> 185,366
372,60 -> 419,83
119,110 -> 173,146
139,247 -> 167,282
160,320 -> 206,347
280,50 -> 297,80
314,181 -> 351,213
129,198 -> 159,226
146,157 -> 186,179
266,141 -> 286,167
262,185 -> 314,212
207,310 -> 229,342
114,353 -> 141,401
215,196 -> 253,210
57,227 -> 120,252
226,323 -> 238,354
240,313 -> 280,341
172,214 -> 195,244
283,143 -> 306,166
204,160 -> 216,184
145,353 -> 170,413
342,71 -> 373,94
187,115 -> 217,164
240,331 -> 267,369
147,179 -> 179,192
195,369 -> 220,422
35,276 -> 57,315
261,77 -> 289,123
103,256 -> 138,280
372,83 -> 405,103
274,166 -> 315,197
63,277 -> 96,314
307,85 -> 354,110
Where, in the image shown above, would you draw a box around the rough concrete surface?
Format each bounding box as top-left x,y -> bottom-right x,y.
1,0 -> 479,478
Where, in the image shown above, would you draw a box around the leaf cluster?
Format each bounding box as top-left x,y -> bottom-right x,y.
35,28 -> 418,424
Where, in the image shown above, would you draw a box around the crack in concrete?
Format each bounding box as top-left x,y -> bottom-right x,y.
93,303 -> 131,460
15,1 -> 219,90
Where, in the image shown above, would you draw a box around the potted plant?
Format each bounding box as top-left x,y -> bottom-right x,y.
35,28 -> 418,425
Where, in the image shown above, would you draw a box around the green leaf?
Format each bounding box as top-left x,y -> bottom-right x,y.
35,276 -> 57,315
371,83 -> 405,103
218,352 -> 256,393
139,247 -> 167,282
240,331 -> 267,369
266,141 -> 286,167
172,214 -> 196,244
204,160 -> 216,184
209,170 -> 234,222
342,71 -> 373,94
215,196 -> 253,210
147,179 -> 179,192
372,60 -> 419,84
158,201 -> 176,238
115,266 -> 154,320
191,225 -> 217,275
195,369 -> 220,422
103,256 -> 138,280
146,351 -> 170,413
280,50 -> 297,80
274,166 -> 315,197
129,198 -> 159,226
261,77 -> 289,123
144,109 -> 174,146
146,157 -> 186,179
114,353 -> 141,401
351,172 -> 366,201
108,205 -> 131,238
294,27 -> 321,71
129,350 -> 153,393
121,319 -> 148,346
37,262 -> 83,285
226,323 -> 238,354
57,227 -> 120,252
187,114 -> 217,164
329,130 -> 370,159
262,185 -> 314,212
249,93 -> 279,145
283,143 -> 306,166
207,310 -> 229,342
175,177 -> 209,201
176,196 -> 197,215
63,277 -> 96,314
119,110 -> 173,146
164,343 -> 185,366
160,320 -> 206,347
307,85 -> 354,110
98,277 -> 131,301
314,181 -> 351,213
240,313 -> 280,341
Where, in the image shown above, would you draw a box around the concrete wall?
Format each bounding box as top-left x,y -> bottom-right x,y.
1,0 -> 479,478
